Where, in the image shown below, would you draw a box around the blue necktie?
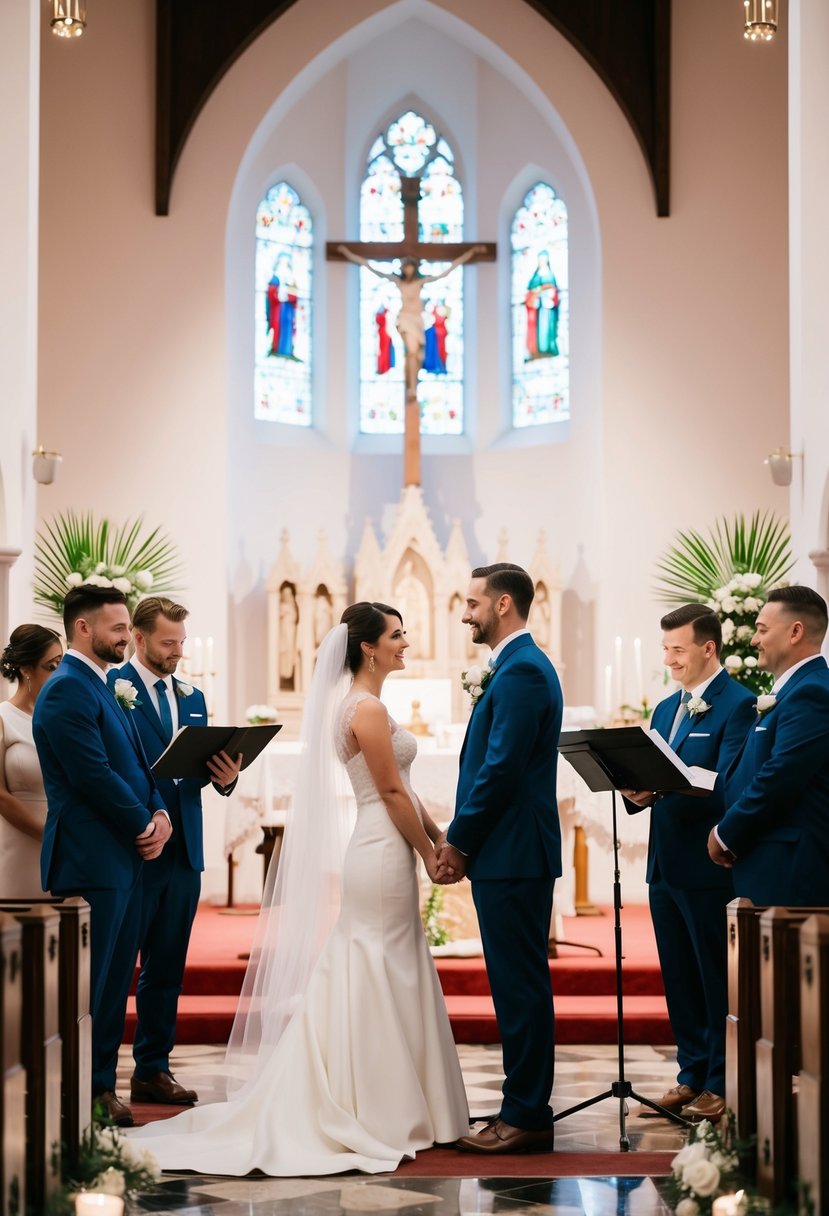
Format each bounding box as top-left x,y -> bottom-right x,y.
155,679 -> 174,743
668,689 -> 692,745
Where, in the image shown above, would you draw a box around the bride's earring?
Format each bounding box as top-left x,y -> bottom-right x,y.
368,654 -> 375,673
26,675 -> 32,694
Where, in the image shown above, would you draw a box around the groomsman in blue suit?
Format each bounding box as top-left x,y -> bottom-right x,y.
439,564 -> 562,1154
710,585 -> 829,906
109,597 -> 241,1108
33,586 -> 172,1126
622,605 -> 754,1124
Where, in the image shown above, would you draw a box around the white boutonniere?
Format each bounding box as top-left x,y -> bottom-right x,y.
461,664 -> 492,704
113,678 -> 141,710
755,693 -> 777,716
176,682 -> 194,698
686,696 -> 711,718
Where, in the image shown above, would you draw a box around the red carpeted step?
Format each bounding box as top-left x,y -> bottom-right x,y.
125,992 -> 671,1047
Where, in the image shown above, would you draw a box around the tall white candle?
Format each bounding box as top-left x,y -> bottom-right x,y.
206,635 -> 214,673
614,636 -> 623,709
604,665 -> 613,719
633,637 -> 643,705
75,1194 -> 125,1215
192,636 -> 203,676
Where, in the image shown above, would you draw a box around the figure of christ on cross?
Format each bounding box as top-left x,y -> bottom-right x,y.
327,176 -> 495,486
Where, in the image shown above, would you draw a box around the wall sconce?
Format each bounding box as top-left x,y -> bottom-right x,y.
744,0 -> 779,42
51,0 -> 87,38
32,446 -> 63,485
764,447 -> 802,487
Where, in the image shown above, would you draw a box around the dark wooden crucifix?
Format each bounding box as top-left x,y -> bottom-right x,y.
327,176 -> 495,487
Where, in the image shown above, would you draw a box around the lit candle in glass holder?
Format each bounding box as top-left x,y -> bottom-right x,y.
712,1192 -> 745,1216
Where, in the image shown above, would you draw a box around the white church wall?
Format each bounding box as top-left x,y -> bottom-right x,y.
34,0 -> 789,902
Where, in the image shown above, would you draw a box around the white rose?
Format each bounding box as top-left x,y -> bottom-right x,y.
744,572 -> 763,588
111,564 -> 126,576
743,596 -> 762,613
112,577 -> 132,594
724,655 -> 743,671
675,1200 -> 700,1216
176,682 -> 194,698
756,693 -> 777,713
65,572 -> 83,588
96,576 -> 114,588
91,1167 -> 127,1197
134,569 -> 154,590
721,597 -> 737,614
83,574 -> 102,587
114,679 -> 138,703
743,656 -> 758,668
710,1149 -> 739,1171
464,665 -> 483,686
737,625 -> 754,641
469,684 -> 483,699
721,619 -> 736,643
682,1158 -> 721,1196
139,1147 -> 161,1182
672,1141 -> 707,1171
95,561 -> 107,574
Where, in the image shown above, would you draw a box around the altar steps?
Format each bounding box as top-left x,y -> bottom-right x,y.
124,902 -> 672,1046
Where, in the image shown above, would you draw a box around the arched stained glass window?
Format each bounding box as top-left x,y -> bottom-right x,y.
254,182 -> 312,425
511,183 -> 569,428
359,111 -> 464,435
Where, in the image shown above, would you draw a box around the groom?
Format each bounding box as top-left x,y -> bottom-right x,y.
439,563 -> 562,1154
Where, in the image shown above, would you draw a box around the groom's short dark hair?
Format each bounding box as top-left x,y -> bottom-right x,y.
64,585 -> 129,640
767,585 -> 828,642
660,603 -> 722,655
472,563 -> 535,621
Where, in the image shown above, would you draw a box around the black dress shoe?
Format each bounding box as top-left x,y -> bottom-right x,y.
96,1090 -> 134,1127
455,1118 -> 554,1154
130,1071 -> 198,1105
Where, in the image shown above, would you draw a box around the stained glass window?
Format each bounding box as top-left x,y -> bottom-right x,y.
511,183 -> 569,428
254,182 -> 312,425
359,111 -> 464,435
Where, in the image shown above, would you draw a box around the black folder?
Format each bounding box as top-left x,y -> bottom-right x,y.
557,726 -> 716,795
151,723 -> 282,780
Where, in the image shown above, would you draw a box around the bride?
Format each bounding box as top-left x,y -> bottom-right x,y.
130,602 -> 469,1175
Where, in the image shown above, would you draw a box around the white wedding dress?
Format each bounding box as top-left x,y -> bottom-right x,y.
131,691 -> 469,1175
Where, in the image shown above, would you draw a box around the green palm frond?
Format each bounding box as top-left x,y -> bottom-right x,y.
654,511 -> 793,605
33,510 -> 184,620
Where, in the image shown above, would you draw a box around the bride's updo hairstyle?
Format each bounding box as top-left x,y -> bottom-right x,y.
341,602 -> 403,673
0,624 -> 61,683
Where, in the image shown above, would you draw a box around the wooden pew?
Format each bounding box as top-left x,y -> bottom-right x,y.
797,913 -> 829,1216
726,897 -> 764,1141
755,907 -> 815,1205
0,915 -> 25,1216
7,906 -> 62,1211
0,899 -> 92,1167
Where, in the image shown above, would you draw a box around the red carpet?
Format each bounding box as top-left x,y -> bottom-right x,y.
125,903 -> 669,1045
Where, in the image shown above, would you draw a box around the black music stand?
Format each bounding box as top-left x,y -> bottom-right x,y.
554,728 -> 700,1148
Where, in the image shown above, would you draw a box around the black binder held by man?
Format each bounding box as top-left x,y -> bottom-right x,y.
152,723 -> 282,780
558,725 -> 717,796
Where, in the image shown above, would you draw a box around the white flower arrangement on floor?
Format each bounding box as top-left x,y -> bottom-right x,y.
245,703 -> 279,724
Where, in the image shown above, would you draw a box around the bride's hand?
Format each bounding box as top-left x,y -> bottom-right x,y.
425,850 -> 454,884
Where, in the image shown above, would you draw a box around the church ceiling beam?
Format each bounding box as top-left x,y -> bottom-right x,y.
155,0 -> 671,217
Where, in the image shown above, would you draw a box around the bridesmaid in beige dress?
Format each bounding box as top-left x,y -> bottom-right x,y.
0,624 -> 63,897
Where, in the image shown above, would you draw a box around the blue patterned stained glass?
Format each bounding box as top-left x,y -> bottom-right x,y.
359,112 -> 464,435
254,182 -> 312,425
511,183 -> 569,428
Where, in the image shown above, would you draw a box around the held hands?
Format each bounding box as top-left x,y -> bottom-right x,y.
207,750 -> 243,789
433,837 -> 467,885
135,811 -> 173,860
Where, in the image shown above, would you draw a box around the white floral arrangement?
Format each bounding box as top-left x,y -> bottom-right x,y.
755,693 -> 777,716
113,678 -> 141,710
461,664 -> 492,704
686,696 -> 711,718
661,1113 -> 743,1211
52,1116 -> 161,1213
245,703 -> 278,724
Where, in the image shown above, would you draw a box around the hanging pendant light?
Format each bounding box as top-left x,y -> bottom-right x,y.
743,0 -> 779,42
51,0 -> 87,38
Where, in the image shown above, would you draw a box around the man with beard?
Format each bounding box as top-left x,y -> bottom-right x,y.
439,563 -> 562,1153
110,598 -> 240,1110
33,586 -> 172,1125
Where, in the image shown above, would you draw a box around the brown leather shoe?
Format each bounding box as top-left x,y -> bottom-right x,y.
636,1083 -> 700,1118
681,1090 -> 726,1122
455,1118 -> 554,1154
96,1090 -> 134,1127
130,1071 -> 198,1105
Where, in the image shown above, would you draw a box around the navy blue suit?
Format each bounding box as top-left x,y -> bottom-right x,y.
720,655 -> 829,905
109,662 -> 234,1079
33,654 -> 167,1094
625,669 -> 754,1095
447,634 -> 562,1130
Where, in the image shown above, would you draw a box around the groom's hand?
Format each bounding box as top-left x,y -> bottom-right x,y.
436,840 -> 467,881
